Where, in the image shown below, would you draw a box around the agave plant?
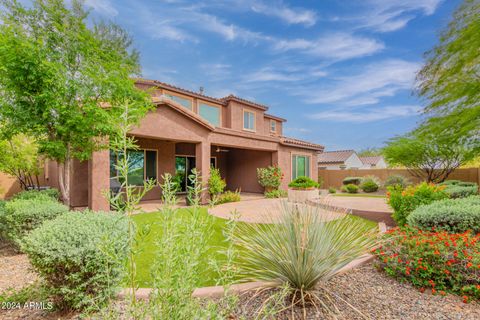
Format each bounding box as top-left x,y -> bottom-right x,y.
234,201 -> 379,318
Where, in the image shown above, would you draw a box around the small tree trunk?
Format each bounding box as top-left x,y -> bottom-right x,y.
58,147 -> 72,207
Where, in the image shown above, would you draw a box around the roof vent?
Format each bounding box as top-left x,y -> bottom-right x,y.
199,86 -> 204,95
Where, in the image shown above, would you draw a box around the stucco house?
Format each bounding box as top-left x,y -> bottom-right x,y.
317,150 -> 363,170
44,79 -> 323,210
359,156 -> 387,169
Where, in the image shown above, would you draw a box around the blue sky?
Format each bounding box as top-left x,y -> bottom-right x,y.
83,0 -> 460,151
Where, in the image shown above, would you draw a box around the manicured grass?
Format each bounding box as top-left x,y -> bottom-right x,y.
132,207 -> 378,288
333,193 -> 386,198
131,207 -> 235,288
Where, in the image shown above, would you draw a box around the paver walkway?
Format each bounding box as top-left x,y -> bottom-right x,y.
208,198 -> 344,223
317,195 -> 392,213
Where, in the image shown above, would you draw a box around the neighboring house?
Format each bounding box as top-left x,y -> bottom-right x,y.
318,150 -> 364,170
359,156 -> 387,169
44,79 -> 323,210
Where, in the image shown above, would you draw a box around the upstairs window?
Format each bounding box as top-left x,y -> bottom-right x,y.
199,103 -> 220,126
243,110 -> 255,131
292,155 -> 310,180
164,93 -> 193,110
270,120 -> 276,132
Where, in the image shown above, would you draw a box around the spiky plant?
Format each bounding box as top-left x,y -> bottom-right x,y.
234,201 -> 379,318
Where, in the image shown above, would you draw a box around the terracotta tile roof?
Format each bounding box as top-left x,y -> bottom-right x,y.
318,150 -> 355,164
152,96 -> 215,131
359,156 -> 384,165
135,78 -> 223,105
220,94 -> 269,111
264,113 -> 286,122
280,136 -> 324,151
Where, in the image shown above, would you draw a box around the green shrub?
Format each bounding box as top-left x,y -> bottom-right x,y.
12,188 -> 60,201
342,177 -> 363,185
360,176 -> 380,193
328,187 -> 336,194
341,183 -> 359,193
0,200 -> 7,239
208,167 -> 226,200
407,196 -> 480,233
1,198 -> 68,246
384,175 -> 410,189
443,184 -> 478,198
288,176 -> 319,189
216,190 -> 241,204
21,210 -> 129,311
387,182 -> 448,226
438,179 -> 463,186
264,189 -> 287,198
374,227 -> 480,301
234,203 -> 378,308
257,166 -> 283,190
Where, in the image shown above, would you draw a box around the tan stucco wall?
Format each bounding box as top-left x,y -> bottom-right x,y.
226,148 -> 272,193
277,145 -> 319,190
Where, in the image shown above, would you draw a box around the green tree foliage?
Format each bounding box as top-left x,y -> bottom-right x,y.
383,126 -> 477,183
357,147 -> 382,157
416,0 -> 480,146
0,134 -> 42,190
0,0 -> 151,204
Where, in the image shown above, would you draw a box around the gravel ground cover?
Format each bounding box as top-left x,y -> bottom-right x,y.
234,262 -> 480,319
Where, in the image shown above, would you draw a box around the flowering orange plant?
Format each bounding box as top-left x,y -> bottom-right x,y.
374,226 -> 480,301
387,182 -> 448,225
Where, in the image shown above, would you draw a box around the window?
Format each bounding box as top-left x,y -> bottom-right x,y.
110,149 -> 157,186
243,110 -> 255,131
199,103 -> 220,126
270,120 -> 276,132
164,93 -> 193,110
292,155 -> 310,180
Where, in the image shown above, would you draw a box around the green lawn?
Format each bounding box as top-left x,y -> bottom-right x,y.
132,207 -> 378,288
332,193 -> 386,198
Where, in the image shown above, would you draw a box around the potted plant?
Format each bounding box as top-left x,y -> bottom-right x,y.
257,166 -> 283,193
287,176 -> 319,203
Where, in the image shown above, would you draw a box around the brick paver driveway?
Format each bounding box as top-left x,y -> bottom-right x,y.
208,198 -> 344,223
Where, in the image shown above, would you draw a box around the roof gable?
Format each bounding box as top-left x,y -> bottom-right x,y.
318,150 -> 355,164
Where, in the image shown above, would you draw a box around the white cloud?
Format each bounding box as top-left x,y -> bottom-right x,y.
251,2 -> 317,27
200,63 -> 231,78
274,33 -> 384,60
358,0 -> 444,32
243,67 -> 303,82
311,105 -> 421,123
84,0 -> 118,17
299,59 -> 420,105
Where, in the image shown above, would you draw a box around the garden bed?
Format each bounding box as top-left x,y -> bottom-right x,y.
232,262 -> 480,319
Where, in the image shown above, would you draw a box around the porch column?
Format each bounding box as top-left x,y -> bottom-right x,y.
195,141 -> 211,203
88,149 -> 110,211
272,151 -> 279,166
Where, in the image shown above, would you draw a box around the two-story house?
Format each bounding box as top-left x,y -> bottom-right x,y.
45,79 -> 323,210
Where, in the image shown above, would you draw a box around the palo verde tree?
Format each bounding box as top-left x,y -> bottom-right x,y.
0,0 -> 150,205
383,124 -> 477,183
416,0 -> 480,146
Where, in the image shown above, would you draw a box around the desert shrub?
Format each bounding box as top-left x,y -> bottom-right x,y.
360,176 -> 380,193
407,196 -> 480,233
264,189 -> 287,198
317,176 -> 324,189
235,202 -> 378,313
341,183 -> 359,193
374,227 -> 480,301
0,200 -> 6,239
217,190 -> 241,204
257,166 -> 283,190
342,177 -> 363,185
21,210 -> 129,311
208,167 -> 226,202
328,187 -> 336,194
12,188 -> 60,201
387,182 -> 448,226
438,179 -> 463,186
384,175 -> 410,189
288,176 -> 319,189
443,184 -> 478,198
2,198 -> 68,246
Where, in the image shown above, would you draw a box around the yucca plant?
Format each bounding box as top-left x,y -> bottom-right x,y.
234,201 -> 379,318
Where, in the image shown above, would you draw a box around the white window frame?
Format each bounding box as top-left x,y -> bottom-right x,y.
243,109 -> 256,132
270,120 -> 276,133
291,154 -> 311,180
